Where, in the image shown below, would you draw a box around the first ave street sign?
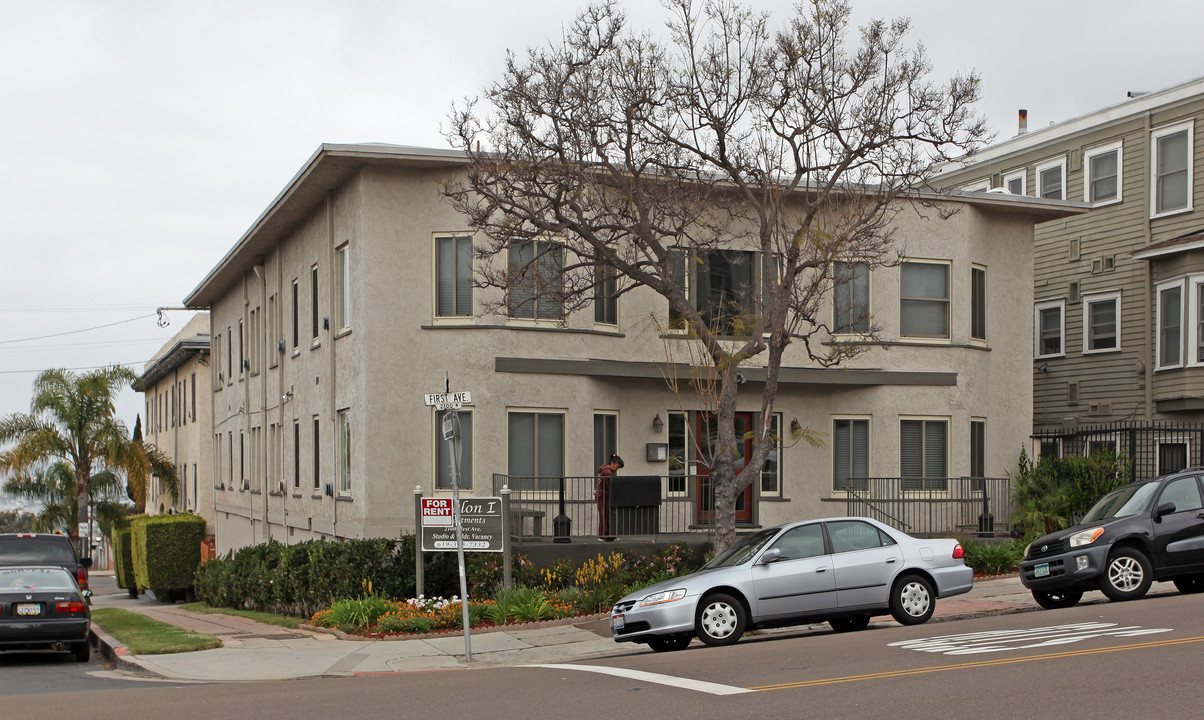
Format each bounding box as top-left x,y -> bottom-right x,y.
424,391 -> 472,408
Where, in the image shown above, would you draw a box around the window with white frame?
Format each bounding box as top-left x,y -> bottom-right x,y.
594,268 -> 618,325
900,260 -> 950,339
1189,277 -> 1204,366
1083,291 -> 1121,353
667,411 -> 689,496
1003,169 -> 1026,196
593,412 -> 618,471
1034,299 -> 1065,358
760,414 -> 782,498
1084,141 -> 1122,205
311,265 -> 320,342
435,235 -> 473,318
1158,280 -> 1184,369
1086,436 -> 1119,459
971,265 -> 987,342
507,410 -> 564,490
508,240 -> 565,320
1036,157 -> 1066,200
337,409 -> 351,495
833,417 -> 869,491
1152,120 -> 1193,216
900,418 -> 947,491
961,179 -> 990,192
336,243 -> 351,331
436,409 -> 473,490
834,261 -> 869,334
670,249 -> 761,335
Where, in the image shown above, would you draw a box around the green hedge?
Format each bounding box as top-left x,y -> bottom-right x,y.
113,526 -> 137,592
131,514 -> 207,597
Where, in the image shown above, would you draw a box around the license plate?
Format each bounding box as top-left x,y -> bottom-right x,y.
611,614 -> 625,630
16,603 -> 41,616
1034,563 -> 1050,578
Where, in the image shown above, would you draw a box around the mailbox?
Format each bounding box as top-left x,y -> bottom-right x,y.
610,475 -> 661,535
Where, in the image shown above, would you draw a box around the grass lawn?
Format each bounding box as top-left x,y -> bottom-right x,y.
177,602 -> 306,629
91,608 -> 222,655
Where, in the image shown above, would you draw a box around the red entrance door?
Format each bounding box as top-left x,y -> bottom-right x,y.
695,412 -> 754,524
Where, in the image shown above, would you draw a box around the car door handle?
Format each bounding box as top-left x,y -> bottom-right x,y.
816,567 -> 828,573
886,558 -> 897,564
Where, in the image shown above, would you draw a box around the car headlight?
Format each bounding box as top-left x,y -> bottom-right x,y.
1069,527 -> 1105,547
640,589 -> 687,606
1024,543 -> 1033,559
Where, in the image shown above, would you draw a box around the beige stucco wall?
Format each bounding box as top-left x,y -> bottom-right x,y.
205,154 -> 1046,553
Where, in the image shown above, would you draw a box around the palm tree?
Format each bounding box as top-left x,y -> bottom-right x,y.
0,366 -> 178,554
3,460 -> 128,536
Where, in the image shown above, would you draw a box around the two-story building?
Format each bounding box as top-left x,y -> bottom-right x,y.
934,76 -> 1204,475
182,143 -> 1081,554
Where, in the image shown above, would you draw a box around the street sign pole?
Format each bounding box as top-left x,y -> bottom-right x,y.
442,405 -> 472,661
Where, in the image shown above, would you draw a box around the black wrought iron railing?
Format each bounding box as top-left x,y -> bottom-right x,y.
843,477 -> 1012,537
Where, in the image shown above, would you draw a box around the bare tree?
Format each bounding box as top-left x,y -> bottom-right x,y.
445,0 -> 988,551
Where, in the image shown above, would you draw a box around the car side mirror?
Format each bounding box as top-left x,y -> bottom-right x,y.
80,557 -> 93,569
759,547 -> 781,565
1156,501 -> 1176,519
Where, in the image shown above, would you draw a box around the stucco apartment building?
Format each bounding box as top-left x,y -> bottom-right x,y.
934,77 -> 1204,472
139,312 -> 214,538
182,143 -> 1080,554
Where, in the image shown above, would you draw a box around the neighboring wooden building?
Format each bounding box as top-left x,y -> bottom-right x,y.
182,143 -> 1081,554
139,312 -> 214,538
934,77 -> 1204,468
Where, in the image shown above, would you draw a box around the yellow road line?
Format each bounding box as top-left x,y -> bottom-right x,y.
750,635 -> 1204,691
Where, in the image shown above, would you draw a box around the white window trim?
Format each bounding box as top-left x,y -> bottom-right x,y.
505,407 -> 567,480
336,242 -> 351,333
970,263 -> 987,346
899,415 -> 950,495
1002,169 -> 1026,196
899,258 -> 951,343
1083,140 -> 1123,206
1035,156 -> 1067,200
1034,298 -> 1066,359
831,260 -> 873,337
759,413 -> 784,498
432,232 -> 475,325
1151,120 -> 1195,219
1084,434 -> 1121,459
337,409 -> 351,496
506,239 -> 568,326
1081,290 -> 1122,355
1186,275 -> 1204,368
831,415 -> 872,494
1157,278 -> 1186,370
961,179 -> 990,193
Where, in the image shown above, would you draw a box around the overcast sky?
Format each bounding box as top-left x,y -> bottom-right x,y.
2,0 -> 1202,430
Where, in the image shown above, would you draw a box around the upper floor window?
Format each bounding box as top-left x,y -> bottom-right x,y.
961,179 -> 990,193
833,261 -> 869,334
1034,299 -> 1065,358
670,249 -> 759,335
291,278 -> 300,350
1152,121 -> 1193,216
508,240 -> 564,320
1036,156 -> 1066,200
900,260 -> 949,339
436,235 -> 473,318
594,268 -> 618,325
1084,141 -> 1122,205
311,265 -> 320,341
971,265 -> 987,342
1003,169 -> 1026,196
336,243 -> 351,331
1157,280 -> 1184,369
1083,291 -> 1121,353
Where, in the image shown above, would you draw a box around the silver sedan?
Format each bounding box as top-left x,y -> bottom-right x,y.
610,517 -> 972,651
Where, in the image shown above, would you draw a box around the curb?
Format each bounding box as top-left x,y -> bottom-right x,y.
303,612 -> 612,641
90,621 -> 150,676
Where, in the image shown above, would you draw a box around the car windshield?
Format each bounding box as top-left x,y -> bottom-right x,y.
701,528 -> 779,569
0,567 -> 76,591
1081,483 -> 1160,523
0,537 -> 76,563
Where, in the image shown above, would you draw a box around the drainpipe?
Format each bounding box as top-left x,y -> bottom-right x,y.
1143,110 -> 1154,421
327,192 -> 338,540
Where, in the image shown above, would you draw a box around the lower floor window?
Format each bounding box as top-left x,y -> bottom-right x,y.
507,411 -> 564,490
436,410 -> 473,490
901,419 -> 947,490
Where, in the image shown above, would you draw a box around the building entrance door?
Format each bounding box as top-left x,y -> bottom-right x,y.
695,412 -> 754,524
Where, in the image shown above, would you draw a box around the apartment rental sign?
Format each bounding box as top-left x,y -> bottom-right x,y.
420,497 -> 503,552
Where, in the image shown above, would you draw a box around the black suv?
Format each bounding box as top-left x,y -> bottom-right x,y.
1020,469 -> 1204,609
0,534 -> 92,597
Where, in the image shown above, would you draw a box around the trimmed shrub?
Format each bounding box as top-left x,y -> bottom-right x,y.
112,525 -> 137,593
131,514 -> 207,597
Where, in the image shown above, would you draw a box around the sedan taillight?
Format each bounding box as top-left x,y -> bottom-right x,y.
76,567 -> 88,589
952,543 -> 965,559
55,601 -> 87,614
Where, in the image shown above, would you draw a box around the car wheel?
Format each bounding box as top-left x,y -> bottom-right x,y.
1099,547 -> 1153,601
1031,589 -> 1083,609
829,614 -> 872,633
1172,574 -> 1204,594
648,634 -> 692,653
890,574 -> 935,625
695,593 -> 746,646
72,642 -> 90,663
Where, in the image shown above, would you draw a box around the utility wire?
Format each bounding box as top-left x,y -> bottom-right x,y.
0,313 -> 157,346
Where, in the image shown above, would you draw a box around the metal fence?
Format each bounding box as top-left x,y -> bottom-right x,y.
1031,421 -> 1204,483
843,477 -> 1012,537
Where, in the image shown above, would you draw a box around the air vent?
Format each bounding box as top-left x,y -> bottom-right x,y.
1092,259 -> 1103,274
1103,255 -> 1115,271
1069,281 -> 1080,303
1069,237 -> 1081,261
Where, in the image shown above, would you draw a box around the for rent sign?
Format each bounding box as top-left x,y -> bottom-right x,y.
420,497 -> 504,552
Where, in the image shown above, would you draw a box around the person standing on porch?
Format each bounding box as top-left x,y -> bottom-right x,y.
596,453 -> 624,541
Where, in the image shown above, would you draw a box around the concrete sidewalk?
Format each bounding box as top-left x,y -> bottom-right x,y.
88,571 -> 1043,682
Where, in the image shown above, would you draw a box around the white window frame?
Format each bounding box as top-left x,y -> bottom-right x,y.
1083,140 -> 1123,206
759,413 -> 783,498
971,264 -> 987,344
505,408 -> 566,489
1082,290 -> 1121,354
1186,275 -> 1204,367
1085,435 -> 1120,459
336,242 -> 351,332
1002,169 -> 1026,196
337,408 -> 351,496
833,260 -> 871,335
1034,299 -> 1066,359
961,179 -> 990,193
1157,278 -> 1185,370
1036,156 -> 1067,200
506,240 -> 566,324
433,233 -> 475,322
899,258 -> 951,342
899,416 -> 949,492
1151,120 -> 1194,218
831,415 -> 871,493
1158,439 -> 1191,475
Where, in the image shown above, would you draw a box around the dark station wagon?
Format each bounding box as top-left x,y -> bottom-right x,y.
1020,468 -> 1204,609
